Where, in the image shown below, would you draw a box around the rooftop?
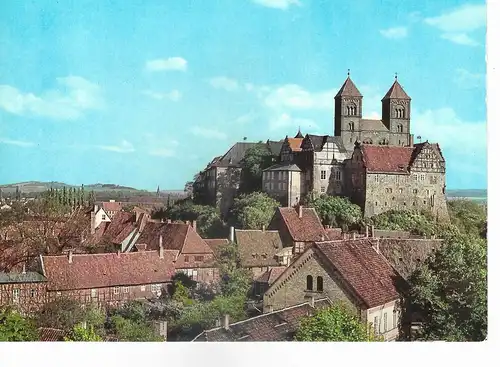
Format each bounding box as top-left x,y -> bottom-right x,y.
234,229 -> 283,268
275,207 -> 328,242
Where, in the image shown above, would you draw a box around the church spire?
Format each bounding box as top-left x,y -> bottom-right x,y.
382,76 -> 410,100
335,71 -> 362,98
294,127 -> 304,139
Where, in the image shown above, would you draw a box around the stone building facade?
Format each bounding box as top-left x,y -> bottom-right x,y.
0,271 -> 47,315
348,142 -> 448,220
262,240 -> 403,341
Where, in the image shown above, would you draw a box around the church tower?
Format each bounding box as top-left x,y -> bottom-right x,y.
334,71 -> 363,153
381,76 -> 412,146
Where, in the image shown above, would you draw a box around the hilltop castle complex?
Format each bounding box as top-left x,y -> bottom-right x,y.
193,75 -> 449,221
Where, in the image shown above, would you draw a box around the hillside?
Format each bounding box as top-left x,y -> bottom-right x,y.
0,181 -> 144,194
446,189 -> 487,198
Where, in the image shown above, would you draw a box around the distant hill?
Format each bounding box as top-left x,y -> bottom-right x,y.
0,181 -> 145,194
446,189 -> 487,198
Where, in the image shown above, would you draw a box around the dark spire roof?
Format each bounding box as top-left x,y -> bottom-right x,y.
382,79 -> 410,100
294,128 -> 304,139
335,74 -> 362,98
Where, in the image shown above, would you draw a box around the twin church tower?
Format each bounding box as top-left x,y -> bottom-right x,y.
334,73 -> 413,153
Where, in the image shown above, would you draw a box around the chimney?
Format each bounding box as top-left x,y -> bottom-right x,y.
192,220 -> 197,232
342,233 -> 347,240
371,225 -> 375,238
365,226 -> 369,238
353,232 -> 357,240
262,225 -> 265,232
375,238 -> 380,254
93,204 -> 98,213
320,234 -> 325,241
22,263 -> 26,274
223,314 -> 230,330
117,250 -> 121,257
298,205 -> 303,219
159,235 -> 164,259
409,134 -> 414,147
167,219 -> 172,224
136,243 -> 147,252
229,226 -> 235,242
90,211 -> 96,235
68,250 -> 73,264
185,220 -> 189,225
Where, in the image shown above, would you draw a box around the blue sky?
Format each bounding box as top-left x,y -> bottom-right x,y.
0,0 -> 486,190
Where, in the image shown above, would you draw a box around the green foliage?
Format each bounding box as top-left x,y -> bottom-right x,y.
171,272 -> 198,292
407,232 -> 487,341
0,307 -> 38,341
230,192 -> 279,229
109,315 -> 162,342
447,199 -> 487,239
307,194 -> 363,229
367,209 -> 438,236
153,199 -> 225,238
216,241 -> 252,297
172,282 -> 195,306
64,325 -> 102,341
295,303 -> 380,342
110,300 -> 148,324
239,144 -> 275,193
35,299 -> 104,332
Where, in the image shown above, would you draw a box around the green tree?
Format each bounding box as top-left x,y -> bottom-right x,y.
366,209 -> 439,237
64,325 -> 103,341
239,144 -> 275,193
406,232 -> 487,341
230,192 -> 279,229
216,241 -> 252,297
0,307 -> 38,341
295,303 -> 379,342
447,199 -> 487,239
307,194 -> 363,230
109,315 -> 162,341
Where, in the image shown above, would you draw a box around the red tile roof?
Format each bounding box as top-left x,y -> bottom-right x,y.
101,201 -> 122,212
335,76 -> 362,97
315,240 -> 401,308
204,238 -> 229,254
102,211 -> 136,244
42,250 -> 178,291
382,80 -> 410,100
361,145 -> 414,173
277,207 -> 328,242
287,138 -> 303,152
255,266 -> 287,285
325,227 -> 343,240
234,229 -> 283,268
137,222 -> 214,254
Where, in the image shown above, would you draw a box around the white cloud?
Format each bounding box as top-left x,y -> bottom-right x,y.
268,113 -> 319,132
0,76 -> 103,120
209,77 -> 239,91
441,33 -> 479,46
235,112 -> 257,124
412,107 -> 486,184
251,0 -> 301,10
380,27 -> 408,39
454,68 -> 484,89
145,57 -> 187,72
0,137 -> 34,147
98,140 -> 135,153
424,4 -> 485,47
190,126 -> 227,140
263,84 -> 334,110
142,89 -> 182,102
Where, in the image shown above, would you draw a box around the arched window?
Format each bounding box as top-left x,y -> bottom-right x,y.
397,124 -> 403,133
306,275 -> 313,291
317,276 -> 324,292
348,122 -> 354,131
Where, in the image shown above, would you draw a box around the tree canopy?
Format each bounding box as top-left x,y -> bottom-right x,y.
295,303 -> 380,342
230,192 -> 279,229
405,232 -> 487,341
0,307 -> 38,341
239,144 -> 275,194
64,325 -> 103,341
306,194 -> 363,230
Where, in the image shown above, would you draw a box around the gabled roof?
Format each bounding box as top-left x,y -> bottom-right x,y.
286,137 -> 303,152
214,142 -> 264,167
275,207 -> 328,242
100,201 -> 122,212
266,140 -> 284,156
294,129 -> 304,139
204,238 -> 229,254
382,79 -> 411,100
360,119 -> 387,132
102,211 -> 136,244
360,145 -> 414,173
0,271 -> 46,284
315,240 -> 401,308
137,222 -> 213,254
42,250 -> 178,291
255,266 -> 287,285
263,163 -> 302,172
303,134 -> 347,153
335,76 -> 362,98
234,229 -> 283,268
193,299 -> 331,342
411,142 -> 445,164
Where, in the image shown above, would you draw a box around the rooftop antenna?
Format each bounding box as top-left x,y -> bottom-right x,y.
395,72 -> 398,80
347,69 -> 350,77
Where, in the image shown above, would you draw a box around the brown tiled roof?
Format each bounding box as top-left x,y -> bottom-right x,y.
204,238 -> 229,254
315,240 -> 401,308
234,230 -> 283,268
255,266 -> 287,285
335,76 -> 362,97
287,137 -> 303,152
325,228 -> 343,240
101,201 -> 122,212
102,211 -> 136,244
137,222 -> 213,255
193,299 -> 331,342
42,250 -> 178,291
382,80 -> 410,100
38,327 -> 65,341
277,207 -> 328,242
361,145 -> 414,173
